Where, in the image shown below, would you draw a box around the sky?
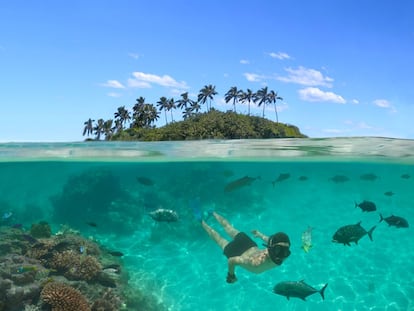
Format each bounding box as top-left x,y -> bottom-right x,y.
1,0 -> 414,142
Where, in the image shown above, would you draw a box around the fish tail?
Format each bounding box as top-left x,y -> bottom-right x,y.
319,283 -> 328,300
379,213 -> 384,223
355,201 -> 358,208
367,226 -> 376,241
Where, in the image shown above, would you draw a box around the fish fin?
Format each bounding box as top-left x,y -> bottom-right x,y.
271,181 -> 276,188
319,283 -> 328,300
367,226 -> 376,241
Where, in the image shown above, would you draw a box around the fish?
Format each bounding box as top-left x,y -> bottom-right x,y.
298,176 -> 308,181
11,223 -> 23,229
301,226 -> 313,253
15,266 -> 38,274
136,176 -> 154,186
224,176 -> 259,192
332,221 -> 376,246
384,191 -> 394,197
355,200 -> 377,212
1,212 -> 12,220
359,173 -> 378,181
108,251 -> 124,257
272,173 -> 290,187
330,175 -> 349,183
86,222 -> 97,227
401,174 -> 411,179
273,280 -> 328,301
379,214 -> 409,228
149,208 -> 179,222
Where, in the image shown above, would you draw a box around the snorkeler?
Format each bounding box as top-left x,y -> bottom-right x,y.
201,212 -> 291,284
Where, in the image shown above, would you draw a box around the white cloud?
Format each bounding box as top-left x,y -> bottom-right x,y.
240,59 -> 250,64
352,99 -> 359,104
373,99 -> 397,112
107,92 -> 122,98
278,66 -> 334,87
128,53 -> 140,59
101,80 -> 125,89
128,71 -> 188,89
269,52 -> 291,60
298,87 -> 346,104
243,73 -> 264,82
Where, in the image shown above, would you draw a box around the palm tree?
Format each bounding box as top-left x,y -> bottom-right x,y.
166,97 -> 176,123
156,96 -> 169,124
198,84 -> 218,112
114,106 -> 131,130
254,86 -> 270,118
224,86 -> 242,112
143,104 -> 160,127
176,92 -> 194,111
82,118 -> 95,137
132,97 -> 146,128
103,119 -> 114,140
93,119 -> 105,140
239,89 -> 254,116
268,90 -> 283,123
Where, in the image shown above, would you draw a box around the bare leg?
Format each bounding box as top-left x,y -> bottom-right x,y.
213,212 -> 240,238
201,220 -> 229,250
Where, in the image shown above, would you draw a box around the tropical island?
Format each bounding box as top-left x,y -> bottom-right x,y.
82,85 -> 307,141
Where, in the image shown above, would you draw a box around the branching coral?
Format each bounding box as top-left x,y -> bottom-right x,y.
50,251 -> 102,281
41,282 -> 91,311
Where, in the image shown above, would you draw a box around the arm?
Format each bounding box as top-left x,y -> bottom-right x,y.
251,230 -> 270,244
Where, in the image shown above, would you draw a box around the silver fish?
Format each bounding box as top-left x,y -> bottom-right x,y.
149,208 -> 179,222
273,280 -> 328,301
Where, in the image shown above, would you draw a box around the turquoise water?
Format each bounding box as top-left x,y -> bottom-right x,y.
0,138 -> 413,311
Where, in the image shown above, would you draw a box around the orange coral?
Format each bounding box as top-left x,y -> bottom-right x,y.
41,282 -> 90,311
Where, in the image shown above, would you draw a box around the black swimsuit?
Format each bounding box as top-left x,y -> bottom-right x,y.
223,232 -> 258,258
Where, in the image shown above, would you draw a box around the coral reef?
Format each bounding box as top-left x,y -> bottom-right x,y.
0,224 -> 166,311
0,255 -> 43,310
50,250 -> 102,281
29,221 -> 52,239
41,281 -> 91,311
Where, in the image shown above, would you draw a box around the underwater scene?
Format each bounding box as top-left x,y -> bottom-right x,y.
0,138 -> 413,311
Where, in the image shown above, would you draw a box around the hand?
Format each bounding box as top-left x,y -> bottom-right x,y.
226,272 -> 237,283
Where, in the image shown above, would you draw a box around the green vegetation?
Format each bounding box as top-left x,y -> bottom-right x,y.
83,85 -> 307,141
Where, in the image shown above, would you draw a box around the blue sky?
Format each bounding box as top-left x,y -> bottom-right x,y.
1,0 -> 413,141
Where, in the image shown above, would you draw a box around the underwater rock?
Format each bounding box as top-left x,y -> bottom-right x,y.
41,281 -> 91,311
30,221 -> 52,238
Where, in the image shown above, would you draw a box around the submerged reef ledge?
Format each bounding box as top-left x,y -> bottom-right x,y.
0,225 -> 165,311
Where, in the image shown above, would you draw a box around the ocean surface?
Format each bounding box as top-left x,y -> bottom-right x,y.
1,137 -> 413,311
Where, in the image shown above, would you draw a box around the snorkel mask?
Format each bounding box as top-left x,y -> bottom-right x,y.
266,232 -> 291,265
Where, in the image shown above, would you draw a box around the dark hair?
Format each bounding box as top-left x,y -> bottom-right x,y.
267,232 -> 291,265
